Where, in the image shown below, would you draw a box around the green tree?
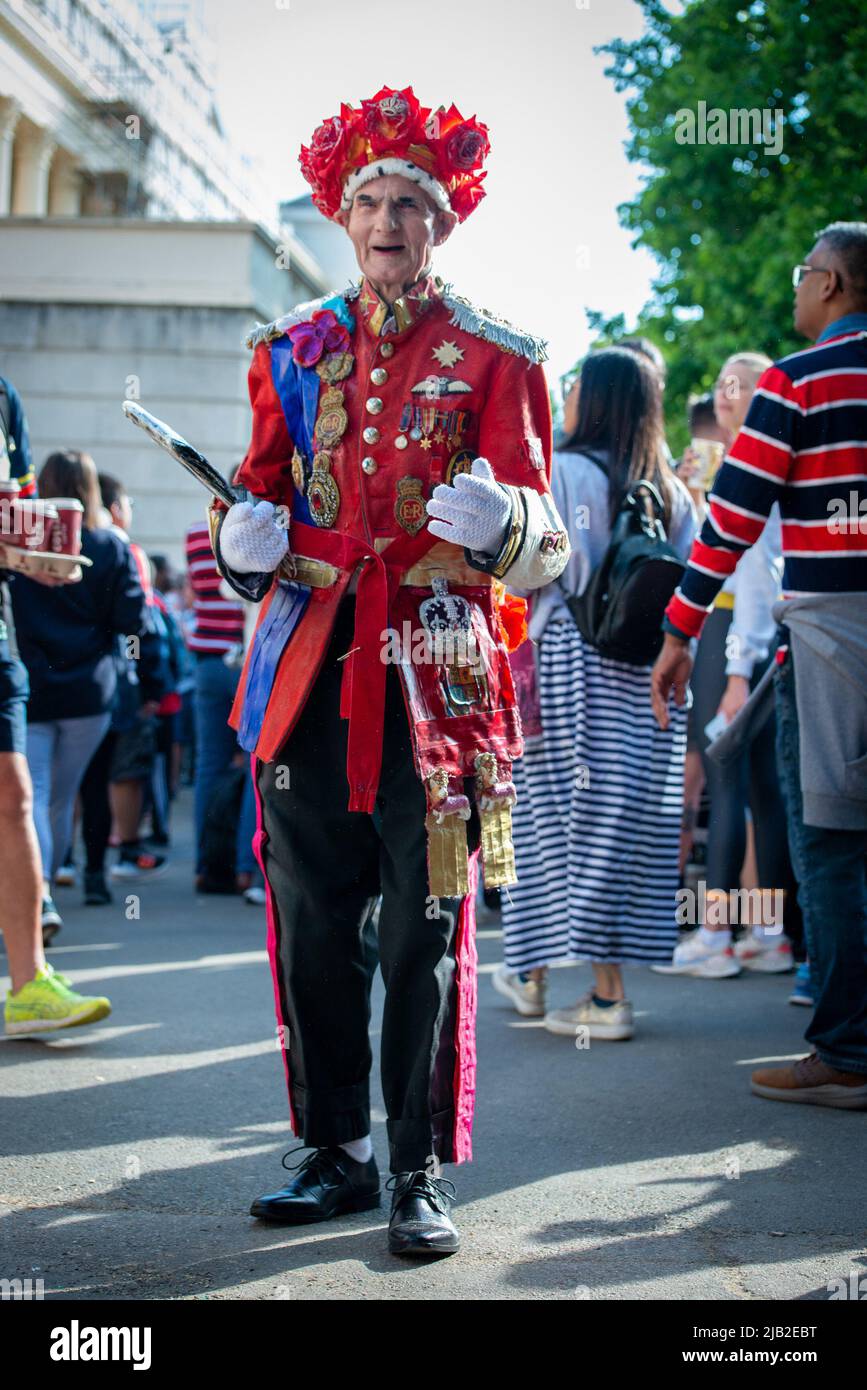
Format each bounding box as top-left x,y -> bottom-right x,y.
588,0 -> 867,452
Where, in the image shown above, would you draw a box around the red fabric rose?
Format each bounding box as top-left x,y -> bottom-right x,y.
287,309 -> 350,367
361,86 -> 422,156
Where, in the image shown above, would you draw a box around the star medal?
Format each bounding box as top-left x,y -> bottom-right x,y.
394,476 -> 427,536
431,339 -> 465,369
316,351 -> 354,384
307,449 -> 340,528
314,387 -> 348,449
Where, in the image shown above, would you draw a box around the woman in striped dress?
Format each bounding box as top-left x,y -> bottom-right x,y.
493,348 -> 697,1040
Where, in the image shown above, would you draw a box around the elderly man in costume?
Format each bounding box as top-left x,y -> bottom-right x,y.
211,86 -> 569,1257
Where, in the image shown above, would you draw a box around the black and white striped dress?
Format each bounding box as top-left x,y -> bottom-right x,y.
501,449 -> 696,970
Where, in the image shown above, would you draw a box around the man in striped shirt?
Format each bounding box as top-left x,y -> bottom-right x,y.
184,519 -> 258,896
652,221 -> 867,1109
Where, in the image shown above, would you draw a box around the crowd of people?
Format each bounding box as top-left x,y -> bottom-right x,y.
0,397 -> 265,1035
1,219 -> 865,1132
491,219 -> 867,1119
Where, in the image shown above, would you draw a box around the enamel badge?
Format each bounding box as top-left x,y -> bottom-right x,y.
395,476 -> 427,536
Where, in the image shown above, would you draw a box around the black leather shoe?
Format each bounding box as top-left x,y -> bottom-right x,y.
387,1171 -> 460,1257
250,1147 -> 380,1224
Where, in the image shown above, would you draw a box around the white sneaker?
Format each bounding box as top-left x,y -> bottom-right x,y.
243,886 -> 267,906
651,932 -> 741,978
734,932 -> 794,973
54,863 -> 76,888
545,993 -> 634,1040
492,963 -> 547,1017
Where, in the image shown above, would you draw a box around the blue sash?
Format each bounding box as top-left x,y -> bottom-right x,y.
237,580 -> 311,753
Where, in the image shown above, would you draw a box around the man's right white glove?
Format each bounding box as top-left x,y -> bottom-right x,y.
220,499 -> 289,575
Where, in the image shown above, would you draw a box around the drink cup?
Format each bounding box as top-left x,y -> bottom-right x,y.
1,498 -> 59,550
48,497 -> 84,555
689,438 -> 725,492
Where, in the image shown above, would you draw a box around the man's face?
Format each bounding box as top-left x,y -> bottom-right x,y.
794,239 -> 841,338
340,174 -> 455,295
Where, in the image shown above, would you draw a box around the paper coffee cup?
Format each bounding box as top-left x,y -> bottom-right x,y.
48,497 -> 84,555
2,499 -> 59,550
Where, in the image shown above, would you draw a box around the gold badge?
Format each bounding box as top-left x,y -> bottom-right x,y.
316,351 -> 354,384
314,386 -> 349,449
291,448 -> 306,494
308,450 -> 340,528
445,447 -> 475,486
394,476 -> 427,537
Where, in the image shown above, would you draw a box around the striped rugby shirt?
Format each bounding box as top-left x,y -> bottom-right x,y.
666,316 -> 867,640
185,519 -> 245,654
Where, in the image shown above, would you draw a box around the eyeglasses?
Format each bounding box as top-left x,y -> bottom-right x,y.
792,263 -> 836,289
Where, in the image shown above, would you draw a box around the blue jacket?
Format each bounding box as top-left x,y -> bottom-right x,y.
10,526 -> 160,723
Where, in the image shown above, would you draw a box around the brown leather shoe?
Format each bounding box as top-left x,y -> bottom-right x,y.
751,1053 -> 867,1109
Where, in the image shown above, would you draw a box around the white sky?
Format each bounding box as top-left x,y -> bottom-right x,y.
209,0 -> 659,395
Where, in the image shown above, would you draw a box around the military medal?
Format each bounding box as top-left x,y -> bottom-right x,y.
395,477 -> 427,537
291,447 -> 307,494
314,387 -> 349,449
307,449 -> 340,528
316,351 -> 354,384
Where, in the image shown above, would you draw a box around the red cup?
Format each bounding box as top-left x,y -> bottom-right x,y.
48,497 -> 84,556
0,480 -> 20,535
3,499 -> 59,550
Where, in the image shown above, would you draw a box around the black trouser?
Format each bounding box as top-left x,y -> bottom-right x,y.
691,605 -> 803,950
80,729 -> 117,874
257,599 -> 476,1173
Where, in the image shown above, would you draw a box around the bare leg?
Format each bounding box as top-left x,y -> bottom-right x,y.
592,962 -> 625,1002
110,778 -> 144,842
0,752 -> 45,993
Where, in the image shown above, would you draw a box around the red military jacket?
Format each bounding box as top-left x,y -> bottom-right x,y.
215,271 -> 559,821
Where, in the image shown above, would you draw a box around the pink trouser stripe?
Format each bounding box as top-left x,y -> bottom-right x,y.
451,850 -> 479,1164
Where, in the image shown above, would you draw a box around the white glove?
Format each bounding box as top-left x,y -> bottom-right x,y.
219,499 -> 289,575
426,457 -> 512,555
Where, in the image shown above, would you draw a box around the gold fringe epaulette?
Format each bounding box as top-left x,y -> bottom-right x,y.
441,289 -> 548,364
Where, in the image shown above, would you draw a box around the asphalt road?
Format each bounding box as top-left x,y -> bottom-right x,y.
1,790 -> 865,1301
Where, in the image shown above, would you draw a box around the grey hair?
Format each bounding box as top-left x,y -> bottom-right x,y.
815,221 -> 867,303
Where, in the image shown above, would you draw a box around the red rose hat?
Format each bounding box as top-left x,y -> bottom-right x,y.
299,85 -> 490,224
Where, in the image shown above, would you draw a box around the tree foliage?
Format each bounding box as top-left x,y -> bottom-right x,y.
588,0 -> 867,450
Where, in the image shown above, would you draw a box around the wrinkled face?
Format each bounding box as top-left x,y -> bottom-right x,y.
339,173 -> 456,295
714,360 -> 761,434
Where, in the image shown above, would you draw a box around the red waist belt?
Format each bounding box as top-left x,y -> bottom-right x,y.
288,520 -> 437,813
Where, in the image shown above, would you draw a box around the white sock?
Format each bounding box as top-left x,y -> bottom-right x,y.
340,1135 -> 373,1163
699,926 -> 731,950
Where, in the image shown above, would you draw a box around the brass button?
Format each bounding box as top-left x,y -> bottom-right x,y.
395,435 -> 408,450
362,456 -> 378,475
366,397 -> 383,415
363,426 -> 380,445
380,342 -> 395,358
370,366 -> 388,386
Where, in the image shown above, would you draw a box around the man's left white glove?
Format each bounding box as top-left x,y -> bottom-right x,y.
426,457 -> 511,556
219,499 -> 288,574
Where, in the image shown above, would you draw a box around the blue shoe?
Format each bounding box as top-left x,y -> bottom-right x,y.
788,962 -> 814,1007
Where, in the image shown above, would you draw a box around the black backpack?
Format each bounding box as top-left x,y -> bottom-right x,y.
558,453 -> 684,666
